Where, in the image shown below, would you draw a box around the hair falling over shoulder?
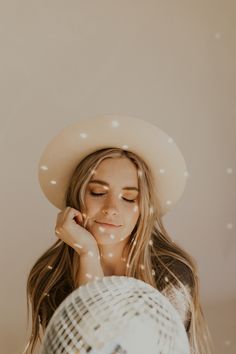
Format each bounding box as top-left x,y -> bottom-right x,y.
23,148 -> 214,354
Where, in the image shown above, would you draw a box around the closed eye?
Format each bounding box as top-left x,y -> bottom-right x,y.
89,192 -> 136,203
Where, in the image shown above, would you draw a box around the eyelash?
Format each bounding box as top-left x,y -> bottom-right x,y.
90,192 -> 136,203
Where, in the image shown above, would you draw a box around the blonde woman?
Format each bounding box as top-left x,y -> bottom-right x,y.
24,115 -> 213,354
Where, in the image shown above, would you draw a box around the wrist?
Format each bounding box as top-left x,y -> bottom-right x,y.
80,246 -> 101,260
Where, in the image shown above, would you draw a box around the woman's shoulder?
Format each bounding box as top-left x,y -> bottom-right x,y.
160,278 -> 192,329
154,255 -> 194,292
154,257 -> 194,330
170,258 -> 194,290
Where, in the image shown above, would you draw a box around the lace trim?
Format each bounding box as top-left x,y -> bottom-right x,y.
161,283 -> 192,327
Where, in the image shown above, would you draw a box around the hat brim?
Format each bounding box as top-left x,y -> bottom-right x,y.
38,115 -> 188,216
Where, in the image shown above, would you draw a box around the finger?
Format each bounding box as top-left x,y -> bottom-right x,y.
55,212 -> 64,232
74,212 -> 83,225
55,229 -> 61,236
56,211 -> 63,224
62,206 -> 71,222
67,207 -> 83,221
82,212 -> 90,228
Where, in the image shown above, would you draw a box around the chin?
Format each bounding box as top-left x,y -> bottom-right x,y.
96,238 -> 115,246
94,233 -> 124,244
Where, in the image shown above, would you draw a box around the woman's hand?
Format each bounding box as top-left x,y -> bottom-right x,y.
54,206 -> 99,256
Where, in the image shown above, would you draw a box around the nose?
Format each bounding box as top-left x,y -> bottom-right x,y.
102,194 -> 119,215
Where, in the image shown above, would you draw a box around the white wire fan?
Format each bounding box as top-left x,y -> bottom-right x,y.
40,276 -> 190,354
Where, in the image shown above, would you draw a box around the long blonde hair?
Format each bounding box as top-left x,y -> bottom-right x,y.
24,147 -> 213,354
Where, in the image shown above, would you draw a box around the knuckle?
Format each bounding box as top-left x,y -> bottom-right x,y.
55,225 -> 63,234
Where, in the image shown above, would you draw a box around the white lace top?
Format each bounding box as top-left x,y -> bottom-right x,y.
161,283 -> 192,329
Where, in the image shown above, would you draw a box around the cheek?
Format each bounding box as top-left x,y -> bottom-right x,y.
131,204 -> 139,213
126,204 -> 140,223
85,205 -> 100,219
84,195 -> 101,211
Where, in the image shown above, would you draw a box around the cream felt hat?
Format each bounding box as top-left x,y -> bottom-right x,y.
38,115 -> 188,216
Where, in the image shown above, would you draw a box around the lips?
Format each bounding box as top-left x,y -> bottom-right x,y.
96,221 -> 121,227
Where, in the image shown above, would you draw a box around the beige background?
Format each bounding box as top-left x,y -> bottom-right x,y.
0,1 -> 235,353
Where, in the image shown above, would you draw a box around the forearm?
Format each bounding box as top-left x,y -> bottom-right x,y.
76,248 -> 104,287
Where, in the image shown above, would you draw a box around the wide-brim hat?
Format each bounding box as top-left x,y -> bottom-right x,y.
38,115 -> 188,216
40,276 -> 190,354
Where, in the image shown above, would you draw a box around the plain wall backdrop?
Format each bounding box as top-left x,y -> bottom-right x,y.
0,1 -> 235,353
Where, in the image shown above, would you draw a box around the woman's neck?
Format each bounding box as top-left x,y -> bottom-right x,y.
98,238 -> 131,276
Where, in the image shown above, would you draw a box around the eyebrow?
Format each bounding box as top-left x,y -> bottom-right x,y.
88,179 -> 139,192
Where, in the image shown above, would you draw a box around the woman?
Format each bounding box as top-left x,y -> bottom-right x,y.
24,115 -> 213,354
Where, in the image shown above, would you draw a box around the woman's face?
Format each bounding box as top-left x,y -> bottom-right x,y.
83,157 -> 140,245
